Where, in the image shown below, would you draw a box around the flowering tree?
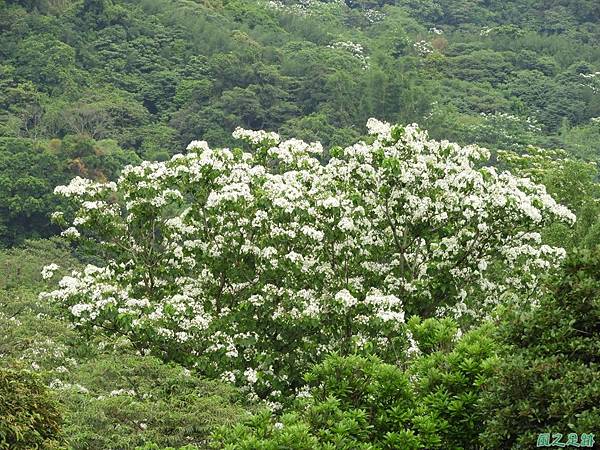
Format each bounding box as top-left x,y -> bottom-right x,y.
42,119 -> 574,403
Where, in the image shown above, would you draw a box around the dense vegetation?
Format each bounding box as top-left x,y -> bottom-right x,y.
1,0 -> 599,448
3,0 -> 600,246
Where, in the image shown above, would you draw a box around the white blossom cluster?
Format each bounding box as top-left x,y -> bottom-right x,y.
263,0 -> 382,24
186,140 -> 210,151
580,71 -> 600,93
11,336 -> 75,375
232,127 -> 280,145
327,41 -> 370,70
479,112 -> 542,132
265,0 -> 345,17
49,379 -> 89,394
43,119 -> 574,401
54,176 -> 116,197
413,40 -> 434,56
364,9 -> 385,24
41,263 -> 60,280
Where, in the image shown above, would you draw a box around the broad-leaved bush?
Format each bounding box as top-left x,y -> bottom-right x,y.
212,321 -> 499,449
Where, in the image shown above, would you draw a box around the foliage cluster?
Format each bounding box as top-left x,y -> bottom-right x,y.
0,367 -> 64,450
212,248 -> 600,449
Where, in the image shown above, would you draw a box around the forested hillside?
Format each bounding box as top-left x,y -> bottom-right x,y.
1,0 -> 599,449
3,0 -> 600,245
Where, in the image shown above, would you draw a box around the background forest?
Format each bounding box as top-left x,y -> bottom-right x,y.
1,0 -> 599,449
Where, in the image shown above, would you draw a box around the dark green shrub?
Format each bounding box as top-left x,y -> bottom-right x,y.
481,248 -> 600,449
212,319 -> 502,449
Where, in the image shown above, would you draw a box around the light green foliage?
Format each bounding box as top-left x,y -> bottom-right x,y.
213,321 -> 500,449
59,354 -> 249,450
0,239 -> 248,449
408,319 -> 499,449
0,238 -> 78,290
0,239 -> 79,370
560,120 -> 600,161
212,354 -> 440,449
0,367 -> 64,450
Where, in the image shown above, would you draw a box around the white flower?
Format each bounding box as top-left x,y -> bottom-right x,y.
186,140 -> 210,151
244,368 -> 258,384
61,227 -> 80,238
221,371 -> 236,383
454,328 -> 463,341
41,263 -> 59,280
335,289 -> 358,308
376,310 -> 405,322
301,225 -> 324,241
337,217 -> 354,232
406,331 -> 420,357
109,388 -> 136,397
366,118 -> 392,140
54,176 -> 115,197
414,40 -> 433,56
321,197 -> 340,208
327,41 -> 370,69
232,127 -> 280,145
70,303 -> 91,317
296,386 -> 312,399
73,216 -> 88,226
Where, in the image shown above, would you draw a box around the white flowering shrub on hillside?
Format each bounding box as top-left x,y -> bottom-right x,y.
580,71 -> 600,94
414,40 -> 434,56
265,0 -> 346,17
327,41 -> 369,69
42,119 -> 574,403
